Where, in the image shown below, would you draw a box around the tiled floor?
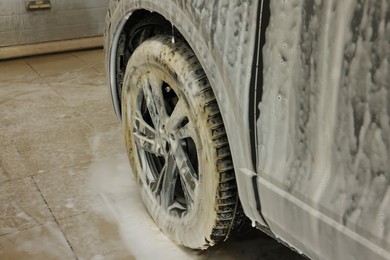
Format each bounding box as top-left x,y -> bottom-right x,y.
0,50 -> 304,260
0,49 -> 132,259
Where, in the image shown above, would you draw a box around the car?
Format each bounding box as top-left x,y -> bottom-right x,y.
104,0 -> 390,259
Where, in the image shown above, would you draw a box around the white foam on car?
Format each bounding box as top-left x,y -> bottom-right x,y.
257,0 -> 389,259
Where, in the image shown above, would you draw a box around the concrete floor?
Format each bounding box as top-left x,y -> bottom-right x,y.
0,50 -> 304,260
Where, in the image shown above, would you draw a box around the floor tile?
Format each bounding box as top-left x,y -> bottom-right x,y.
12,117 -> 93,173
76,99 -> 119,127
0,105 -> 82,137
0,168 -> 7,183
49,83 -> 109,107
33,150 -> 127,222
58,211 -> 134,260
0,222 -> 75,260
0,82 -> 77,136
87,153 -> 134,202
72,49 -> 104,66
33,164 -> 100,220
0,82 -> 65,109
93,62 -> 106,74
0,177 -> 53,236
0,59 -> 38,82
34,67 -> 106,86
72,48 -> 106,74
49,82 -> 118,127
25,52 -> 87,77
0,141 -> 32,183
89,123 -> 125,159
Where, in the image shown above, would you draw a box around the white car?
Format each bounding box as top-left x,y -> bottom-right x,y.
105,1 -> 390,259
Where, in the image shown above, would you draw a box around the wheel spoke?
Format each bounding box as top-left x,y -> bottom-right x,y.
151,156 -> 167,194
165,99 -> 187,133
165,99 -> 196,140
139,151 -> 153,183
142,76 -> 167,129
174,145 -> 198,204
176,121 -> 196,139
134,114 -> 156,139
133,114 -> 161,155
160,156 -> 177,208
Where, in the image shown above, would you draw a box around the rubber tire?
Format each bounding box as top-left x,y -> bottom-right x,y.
122,35 -> 241,249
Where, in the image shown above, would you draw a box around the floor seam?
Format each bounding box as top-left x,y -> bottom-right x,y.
24,60 -> 40,76
31,176 -> 79,260
0,219 -> 69,238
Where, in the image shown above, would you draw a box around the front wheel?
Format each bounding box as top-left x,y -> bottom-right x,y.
122,35 -> 244,249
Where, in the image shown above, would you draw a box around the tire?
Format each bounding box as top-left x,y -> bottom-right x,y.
122,35 -> 242,249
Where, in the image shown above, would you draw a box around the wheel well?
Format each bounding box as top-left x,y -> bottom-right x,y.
114,10 -> 184,112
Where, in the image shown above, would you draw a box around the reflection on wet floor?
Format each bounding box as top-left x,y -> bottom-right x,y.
0,50 -> 304,259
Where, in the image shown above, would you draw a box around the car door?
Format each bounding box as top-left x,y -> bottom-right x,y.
256,1 -> 389,259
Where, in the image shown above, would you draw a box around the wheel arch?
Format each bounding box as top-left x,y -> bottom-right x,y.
106,4 -> 224,122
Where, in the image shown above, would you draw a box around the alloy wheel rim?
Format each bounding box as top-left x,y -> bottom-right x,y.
131,72 -> 200,217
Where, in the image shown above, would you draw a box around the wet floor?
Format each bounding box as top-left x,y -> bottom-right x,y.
0,49 -> 305,259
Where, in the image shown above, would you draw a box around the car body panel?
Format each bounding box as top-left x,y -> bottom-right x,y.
257,1 -> 390,259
